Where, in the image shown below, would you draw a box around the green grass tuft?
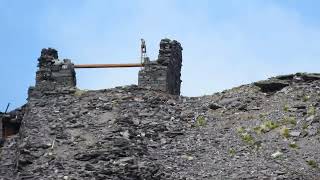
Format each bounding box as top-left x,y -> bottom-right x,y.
282,116 -> 297,126
254,121 -> 279,134
241,132 -> 255,144
302,123 -> 309,129
280,127 -> 290,138
307,160 -> 318,168
237,127 -> 245,134
74,89 -> 87,97
289,142 -> 298,149
283,104 -> 289,112
195,115 -> 206,127
307,106 -> 316,116
229,148 -> 236,156
303,95 -> 310,102
265,121 -> 279,130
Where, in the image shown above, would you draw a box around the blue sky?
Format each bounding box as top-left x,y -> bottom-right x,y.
1,0 -> 320,111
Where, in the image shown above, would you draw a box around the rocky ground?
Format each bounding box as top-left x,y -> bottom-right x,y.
1,73 -> 320,179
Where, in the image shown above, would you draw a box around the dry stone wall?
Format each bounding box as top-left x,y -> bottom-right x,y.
28,48 -> 76,98
138,39 -> 183,95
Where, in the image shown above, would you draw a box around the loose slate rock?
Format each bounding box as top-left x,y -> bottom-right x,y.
254,79 -> 289,93
208,103 -> 223,110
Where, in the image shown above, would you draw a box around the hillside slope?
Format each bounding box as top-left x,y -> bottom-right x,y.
1,73 -> 320,179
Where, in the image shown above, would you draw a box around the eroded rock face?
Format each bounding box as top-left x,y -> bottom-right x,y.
1,73 -> 320,179
254,80 -> 289,93
254,73 -> 320,93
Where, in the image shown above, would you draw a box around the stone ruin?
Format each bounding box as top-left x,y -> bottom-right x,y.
28,48 -> 77,99
138,39 -> 183,95
0,105 -> 26,145
28,38 -> 183,99
0,38 -> 183,142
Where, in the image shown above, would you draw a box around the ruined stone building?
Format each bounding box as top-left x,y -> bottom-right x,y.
0,38 -> 183,143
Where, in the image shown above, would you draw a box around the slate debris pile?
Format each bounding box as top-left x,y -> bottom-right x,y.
1,73 -> 320,179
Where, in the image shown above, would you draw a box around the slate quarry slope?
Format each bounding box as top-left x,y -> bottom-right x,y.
1,73 -> 320,179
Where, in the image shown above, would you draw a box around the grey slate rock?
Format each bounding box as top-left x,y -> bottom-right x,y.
254,79 -> 289,93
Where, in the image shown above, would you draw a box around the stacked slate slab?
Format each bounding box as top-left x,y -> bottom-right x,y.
138,39 -> 183,95
28,48 -> 76,98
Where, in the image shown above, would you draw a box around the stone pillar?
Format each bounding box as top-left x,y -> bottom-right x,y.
28,48 -> 76,98
138,39 -> 183,95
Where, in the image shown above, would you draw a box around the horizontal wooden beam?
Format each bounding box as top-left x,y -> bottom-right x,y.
74,63 -> 144,69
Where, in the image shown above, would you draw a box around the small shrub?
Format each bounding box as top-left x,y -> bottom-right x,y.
74,89 -> 87,97
265,121 -> 279,130
307,160 -> 318,168
229,148 -> 236,156
307,106 -> 316,116
283,105 -> 289,112
237,127 -> 245,134
195,115 -> 206,127
283,116 -> 297,126
241,132 -> 254,144
254,121 -> 279,134
253,126 -> 263,134
303,95 -> 310,102
302,123 -> 308,129
289,142 -> 298,149
280,127 -> 290,138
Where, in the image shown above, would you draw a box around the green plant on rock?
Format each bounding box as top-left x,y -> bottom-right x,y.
253,126 -> 263,134
307,106 -> 316,116
74,89 -> 87,97
265,121 -> 279,130
302,123 -> 309,130
280,127 -> 290,138
283,104 -> 289,112
195,115 -> 206,127
307,160 -> 318,168
303,95 -> 310,102
241,132 -> 255,145
237,127 -> 245,134
229,148 -> 236,156
254,121 -> 279,134
289,142 -> 298,149
282,116 -> 297,126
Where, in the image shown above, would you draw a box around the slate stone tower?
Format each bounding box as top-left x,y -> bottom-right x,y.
28,48 -> 76,98
138,39 -> 183,95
